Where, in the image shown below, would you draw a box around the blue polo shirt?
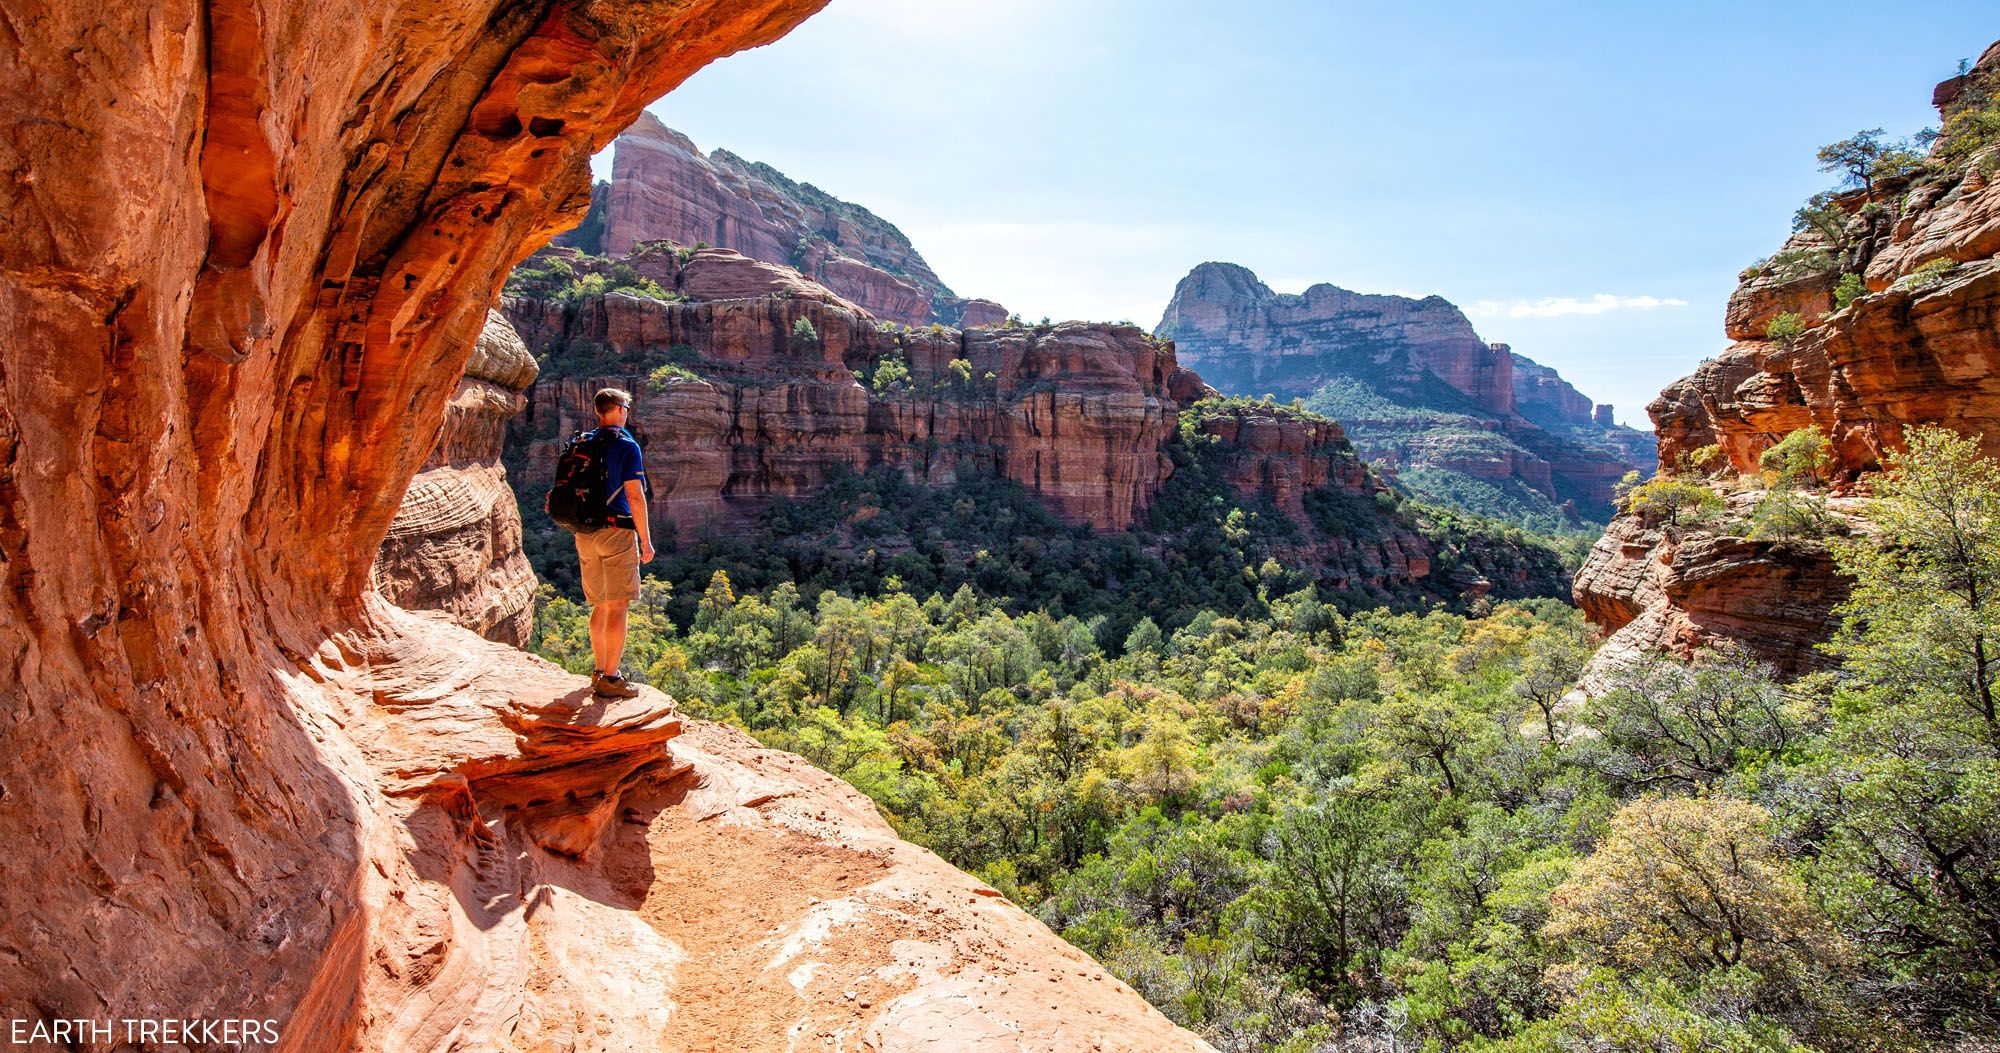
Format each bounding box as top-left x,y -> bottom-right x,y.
596,426 -> 646,522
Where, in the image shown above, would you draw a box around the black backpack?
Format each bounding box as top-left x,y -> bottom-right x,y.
545,429 -> 615,534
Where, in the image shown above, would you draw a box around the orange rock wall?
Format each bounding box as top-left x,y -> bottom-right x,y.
506,278 -> 1193,532
1579,43 -> 2000,680
1652,45 -> 2000,478
374,311 -> 541,646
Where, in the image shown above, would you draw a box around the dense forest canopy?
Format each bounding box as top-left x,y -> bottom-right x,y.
523,426 -> 2000,1051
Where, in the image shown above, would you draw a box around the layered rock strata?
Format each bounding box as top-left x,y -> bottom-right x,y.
601,113 -> 1000,326
507,272 -> 1195,532
0,0 -> 1210,1048
374,311 -> 540,646
1572,495 -> 1860,687
1652,43 -> 2000,478
1158,262 -> 1517,414
1577,42 -> 2000,681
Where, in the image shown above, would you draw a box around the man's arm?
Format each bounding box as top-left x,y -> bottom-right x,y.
622,478 -> 653,561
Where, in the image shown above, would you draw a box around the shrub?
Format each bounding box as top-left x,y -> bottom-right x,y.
1832,272 -> 1866,309
647,363 -> 701,391
871,353 -> 911,393
791,316 -> 820,349
1908,257 -> 1958,290
1758,426 -> 1830,488
1745,488 -> 1835,541
1935,61 -> 2000,166
1678,443 -> 1725,477
1624,475 -> 1722,528
1764,312 -> 1807,348
1547,796 -> 1847,983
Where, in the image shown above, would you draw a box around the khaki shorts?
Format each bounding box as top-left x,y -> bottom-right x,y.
575,527 -> 641,605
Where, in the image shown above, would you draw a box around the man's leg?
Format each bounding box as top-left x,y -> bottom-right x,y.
601,599 -> 631,675
589,603 -> 608,674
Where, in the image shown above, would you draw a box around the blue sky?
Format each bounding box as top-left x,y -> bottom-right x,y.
610,1 -> 1995,427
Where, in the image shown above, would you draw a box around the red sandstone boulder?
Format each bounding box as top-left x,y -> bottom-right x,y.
375,311 -> 541,646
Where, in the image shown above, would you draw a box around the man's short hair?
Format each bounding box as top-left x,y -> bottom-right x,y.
595,388 -> 633,415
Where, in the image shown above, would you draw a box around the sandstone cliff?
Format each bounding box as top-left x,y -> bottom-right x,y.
1157,262 -> 1652,523
506,248 -> 1193,534
1158,262 -> 1516,413
1572,495 -> 1861,687
374,311 -> 540,647
1575,42 -> 2000,681
600,113 -> 1002,327
0,0 -> 1212,1048
500,245 -> 1569,606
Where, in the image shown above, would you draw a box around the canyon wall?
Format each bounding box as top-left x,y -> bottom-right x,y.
1157,262 -> 1651,520
0,0 -> 1213,1048
600,113 -> 1004,326
1575,42 -> 2000,680
499,245 -> 1567,602
506,249 -> 1197,533
1158,262 -> 1517,414
373,311 -> 540,646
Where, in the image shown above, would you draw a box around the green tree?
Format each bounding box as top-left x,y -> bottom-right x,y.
1625,475 -> 1722,528
1816,128 -> 1924,197
1799,426 -> 2000,1013
1764,311 -> 1808,348
1759,426 -> 1831,489
1546,795 -> 1846,983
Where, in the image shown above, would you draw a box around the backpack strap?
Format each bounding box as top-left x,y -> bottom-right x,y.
596,425 -> 639,529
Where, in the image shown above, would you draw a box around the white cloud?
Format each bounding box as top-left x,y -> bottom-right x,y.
1465,294 -> 1690,319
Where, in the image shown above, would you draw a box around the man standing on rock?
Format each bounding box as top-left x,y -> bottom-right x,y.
578,387 -> 653,698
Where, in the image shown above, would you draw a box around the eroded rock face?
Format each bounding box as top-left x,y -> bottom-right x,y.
1159,262 -> 1516,413
1579,42 -> 2000,681
1652,44 -> 2000,479
507,282 -> 1188,532
374,311 -> 540,646
1572,498 -> 1857,689
0,0 -> 1209,1048
601,113 -> 1000,326
1192,405 -> 1452,593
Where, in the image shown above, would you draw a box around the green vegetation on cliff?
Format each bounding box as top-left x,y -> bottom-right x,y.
512,404 -> 1575,640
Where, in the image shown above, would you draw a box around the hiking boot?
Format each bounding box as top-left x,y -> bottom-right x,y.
592,670 -> 640,699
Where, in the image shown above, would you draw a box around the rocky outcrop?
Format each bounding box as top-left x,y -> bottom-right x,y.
507,278 -> 1191,532
1158,262 -> 1516,413
1572,496 -> 1859,688
374,311 -> 540,646
1512,350 -> 1599,429
0,0 -> 1209,1048
1195,405 -> 1369,520
338,620 -> 1210,1051
1652,44 -> 2000,479
1579,43 -> 2000,682
1157,262 -> 1652,519
600,113 -> 1001,326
